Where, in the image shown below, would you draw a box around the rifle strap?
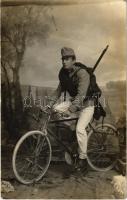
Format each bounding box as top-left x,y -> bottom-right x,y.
69,67 -> 82,78
64,91 -> 66,101
102,116 -> 105,129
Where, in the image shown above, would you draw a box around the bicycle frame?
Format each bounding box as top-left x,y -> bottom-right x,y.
37,109 -> 97,158
12,108 -> 119,185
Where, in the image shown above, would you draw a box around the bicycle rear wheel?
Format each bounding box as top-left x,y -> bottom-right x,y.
87,123 -> 119,171
12,130 -> 52,184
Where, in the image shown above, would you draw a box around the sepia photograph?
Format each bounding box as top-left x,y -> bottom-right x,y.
1,0 -> 126,199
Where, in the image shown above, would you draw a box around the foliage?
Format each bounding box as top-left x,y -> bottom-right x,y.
1,5 -> 51,139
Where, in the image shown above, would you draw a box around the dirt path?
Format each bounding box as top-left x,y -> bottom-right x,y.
2,155 -> 118,199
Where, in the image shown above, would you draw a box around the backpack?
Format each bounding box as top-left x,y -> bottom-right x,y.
75,62 -> 106,120
75,62 -> 101,98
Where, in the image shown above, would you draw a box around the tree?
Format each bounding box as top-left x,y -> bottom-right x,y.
1,5 -> 51,138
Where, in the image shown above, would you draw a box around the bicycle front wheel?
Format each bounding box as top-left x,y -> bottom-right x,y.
12,130 -> 52,184
87,123 -> 119,172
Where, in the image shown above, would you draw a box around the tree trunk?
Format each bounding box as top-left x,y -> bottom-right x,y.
2,64 -> 13,117
1,64 -> 14,139
12,52 -> 24,135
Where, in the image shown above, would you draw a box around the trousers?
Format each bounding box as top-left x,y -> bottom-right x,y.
53,101 -> 94,159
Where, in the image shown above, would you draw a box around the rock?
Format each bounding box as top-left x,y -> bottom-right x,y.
1,181 -> 14,193
111,175 -> 126,199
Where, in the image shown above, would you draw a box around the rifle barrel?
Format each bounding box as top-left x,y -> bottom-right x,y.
92,45 -> 109,72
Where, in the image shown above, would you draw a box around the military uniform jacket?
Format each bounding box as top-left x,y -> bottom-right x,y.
52,64 -> 94,109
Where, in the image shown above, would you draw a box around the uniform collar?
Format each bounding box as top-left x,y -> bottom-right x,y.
62,64 -> 77,75
67,64 -> 77,73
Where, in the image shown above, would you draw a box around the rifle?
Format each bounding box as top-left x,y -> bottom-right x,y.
63,45 -> 109,101
92,45 -> 109,73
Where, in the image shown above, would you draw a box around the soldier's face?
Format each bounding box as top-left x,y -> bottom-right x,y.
62,57 -> 75,69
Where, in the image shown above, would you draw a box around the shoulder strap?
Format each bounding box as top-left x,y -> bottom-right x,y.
75,62 -> 93,75
70,67 -> 81,78
70,63 -> 90,78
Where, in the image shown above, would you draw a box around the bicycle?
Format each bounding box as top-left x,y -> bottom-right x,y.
12,106 -> 119,184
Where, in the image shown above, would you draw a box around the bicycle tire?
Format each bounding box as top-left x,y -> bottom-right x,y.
12,130 -> 52,184
87,123 -> 119,172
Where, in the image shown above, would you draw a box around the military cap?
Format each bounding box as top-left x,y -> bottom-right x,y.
61,47 -> 75,58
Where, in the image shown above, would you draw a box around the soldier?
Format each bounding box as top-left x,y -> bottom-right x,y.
51,47 -> 95,172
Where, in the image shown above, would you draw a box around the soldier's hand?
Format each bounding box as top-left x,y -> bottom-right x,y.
62,110 -> 71,118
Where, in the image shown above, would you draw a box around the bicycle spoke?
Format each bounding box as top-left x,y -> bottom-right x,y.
13,131 -> 51,184
88,147 -> 99,152
34,136 -> 45,156
87,124 -> 118,171
22,168 -> 34,180
21,139 -> 30,153
19,161 -> 32,174
36,164 -> 44,170
38,137 -> 46,153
